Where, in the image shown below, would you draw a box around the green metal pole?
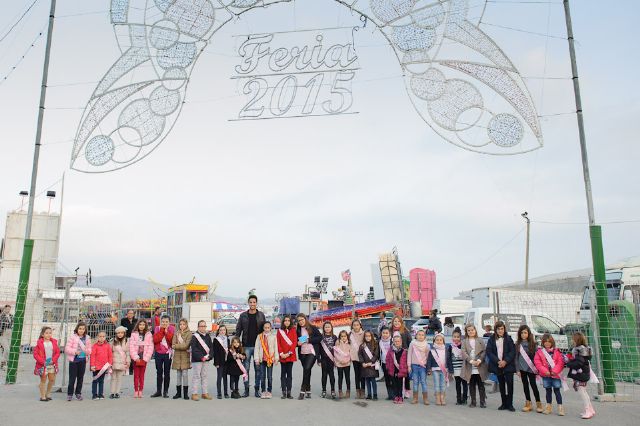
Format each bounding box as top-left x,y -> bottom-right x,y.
563,0 -> 615,394
5,0 -> 57,384
5,240 -> 34,383
590,225 -> 615,393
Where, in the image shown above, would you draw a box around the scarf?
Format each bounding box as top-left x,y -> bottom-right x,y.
451,343 -> 462,358
410,340 -> 428,366
496,337 -> 504,361
216,335 -> 228,353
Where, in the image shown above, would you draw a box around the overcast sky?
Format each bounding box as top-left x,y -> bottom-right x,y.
1,0 -> 638,300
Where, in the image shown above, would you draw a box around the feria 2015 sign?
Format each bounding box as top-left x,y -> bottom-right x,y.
72,0 -> 542,173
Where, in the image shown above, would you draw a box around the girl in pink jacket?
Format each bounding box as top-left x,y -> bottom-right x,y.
534,333 -> 566,416
33,326 -> 60,402
64,321 -> 92,401
129,319 -> 153,398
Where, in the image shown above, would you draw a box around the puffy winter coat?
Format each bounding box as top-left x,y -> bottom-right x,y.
129,331 -> 153,363
426,344 -> 454,374
33,337 -> 60,375
534,347 -> 565,378
111,339 -> 129,370
90,341 -> 113,371
64,333 -> 92,362
486,334 -> 517,375
386,347 -> 408,378
566,345 -> 592,382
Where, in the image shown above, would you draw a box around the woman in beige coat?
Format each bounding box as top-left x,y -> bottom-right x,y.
461,324 -> 488,408
171,318 -> 192,399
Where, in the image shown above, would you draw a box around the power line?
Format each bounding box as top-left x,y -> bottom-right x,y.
0,25 -> 46,87
0,0 -> 41,44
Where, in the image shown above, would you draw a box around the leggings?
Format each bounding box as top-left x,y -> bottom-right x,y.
520,370 -> 540,402
67,360 -> 86,396
216,364 -> 228,395
133,364 -> 146,392
545,387 -> 563,404
280,362 -> 293,392
455,376 -> 468,401
321,360 -> 335,392
176,369 -> 189,387
576,386 -> 593,412
300,354 -> 315,392
110,370 -> 125,394
154,353 -> 171,393
352,361 -> 365,390
230,375 -> 240,392
468,374 -> 486,403
338,366 -> 351,391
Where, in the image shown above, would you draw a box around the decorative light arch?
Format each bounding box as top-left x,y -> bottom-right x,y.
72,0 -> 543,172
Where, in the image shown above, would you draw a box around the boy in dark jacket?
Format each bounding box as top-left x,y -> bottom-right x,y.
190,320 -> 213,401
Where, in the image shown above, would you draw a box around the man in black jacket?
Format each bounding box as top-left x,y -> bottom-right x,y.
236,294 -> 265,397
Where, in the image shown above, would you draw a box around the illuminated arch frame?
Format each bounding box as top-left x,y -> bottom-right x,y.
72,0 -> 543,173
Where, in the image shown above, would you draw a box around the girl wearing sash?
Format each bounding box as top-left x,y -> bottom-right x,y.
296,313 -> 321,400
566,332 -> 596,419
391,316 -> 412,398
254,321 -> 279,399
130,319 -> 153,398
349,319 -> 365,399
171,318 -> 192,400
33,326 -> 60,402
334,330 -> 352,399
359,330 -> 379,400
448,328 -> 467,405
190,319 -> 213,401
65,321 -> 92,401
486,320 -> 516,412
534,333 -> 566,416
110,326 -> 129,399
407,329 -> 430,405
515,325 -> 542,413
90,331 -> 113,400
378,328 -> 393,400
226,336 -> 246,399
427,333 -> 453,406
386,334 -> 408,404
151,315 -> 175,398
319,321 -> 338,399
277,315 -> 297,399
461,324 -> 488,408
213,324 -> 230,399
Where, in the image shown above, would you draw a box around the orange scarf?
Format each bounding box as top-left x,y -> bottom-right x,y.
260,334 -> 274,367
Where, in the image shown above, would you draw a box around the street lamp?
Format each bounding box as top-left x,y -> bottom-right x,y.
521,212 -> 530,289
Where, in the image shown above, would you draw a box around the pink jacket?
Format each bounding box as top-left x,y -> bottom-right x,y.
386,347 -> 409,378
534,347 -> 565,378
129,331 -> 153,362
90,341 -> 113,370
64,333 -> 92,362
33,337 -> 60,375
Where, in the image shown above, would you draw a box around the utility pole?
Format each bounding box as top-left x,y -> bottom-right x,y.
6,0 -> 57,385
521,212 -> 530,289
563,0 -> 614,394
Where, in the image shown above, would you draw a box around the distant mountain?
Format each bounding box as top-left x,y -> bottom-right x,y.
87,275 -> 275,305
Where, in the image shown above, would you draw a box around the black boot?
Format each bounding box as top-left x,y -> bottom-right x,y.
173,386 -> 182,399
183,386 -> 189,400
386,385 -> 393,400
151,376 -> 162,397
479,383 -> 487,408
163,378 -> 170,398
287,390 -> 293,399
242,384 -> 249,398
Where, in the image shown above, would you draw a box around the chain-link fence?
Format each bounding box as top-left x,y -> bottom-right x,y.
481,287 -> 640,402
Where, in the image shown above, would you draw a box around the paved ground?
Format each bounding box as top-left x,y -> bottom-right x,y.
1,355 -> 637,426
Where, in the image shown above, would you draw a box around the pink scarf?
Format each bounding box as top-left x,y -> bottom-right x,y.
410,341 -> 427,366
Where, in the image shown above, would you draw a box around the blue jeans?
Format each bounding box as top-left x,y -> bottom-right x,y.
92,371 -> 105,397
365,377 -> 377,397
242,346 -> 261,388
411,365 -> 428,393
432,370 -> 446,393
542,377 -> 562,389
259,362 -> 273,392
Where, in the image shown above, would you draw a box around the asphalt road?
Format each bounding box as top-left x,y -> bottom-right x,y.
1,355 -> 637,426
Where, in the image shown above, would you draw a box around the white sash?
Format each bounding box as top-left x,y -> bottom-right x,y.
519,346 -> 539,374
451,344 -> 462,358
363,345 -> 380,370
193,333 -> 210,360
216,336 -> 228,356
333,344 -> 350,364
392,350 -> 400,370
379,339 -> 391,363
431,348 -> 450,387
321,340 -> 335,363
161,335 -> 174,359
411,343 -> 427,366
114,343 -> 128,375
93,362 -> 111,380
278,329 -> 293,346
77,336 -> 87,353
542,349 -> 569,391
231,350 -> 248,380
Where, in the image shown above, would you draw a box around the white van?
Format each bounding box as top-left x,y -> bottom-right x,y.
463,308 -> 569,351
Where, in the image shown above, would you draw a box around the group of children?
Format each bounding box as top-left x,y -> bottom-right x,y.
32,314 -> 597,420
